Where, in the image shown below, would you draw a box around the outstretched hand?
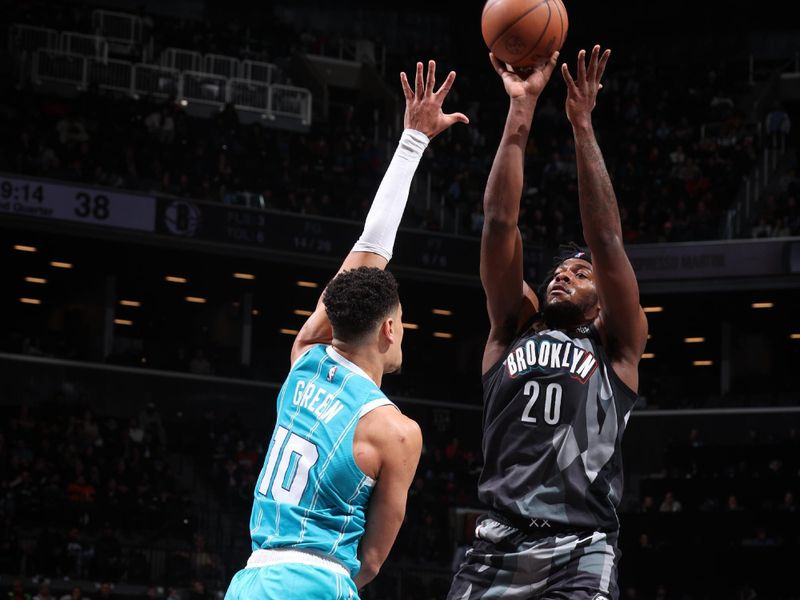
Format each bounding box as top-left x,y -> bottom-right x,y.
489,52 -> 559,104
400,60 -> 469,139
561,45 -> 611,129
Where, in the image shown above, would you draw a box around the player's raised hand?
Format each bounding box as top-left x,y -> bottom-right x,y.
400,60 -> 469,140
489,51 -> 559,104
561,45 -> 610,128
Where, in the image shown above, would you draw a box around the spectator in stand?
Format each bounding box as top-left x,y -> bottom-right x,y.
7,580 -> 31,600
659,491 -> 683,512
32,585 -> 53,600
58,587 -> 88,600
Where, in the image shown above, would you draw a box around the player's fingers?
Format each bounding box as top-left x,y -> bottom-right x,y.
561,62 -> 576,91
435,71 -> 457,99
400,72 -> 414,101
445,112 -> 470,125
415,62 -> 424,99
576,49 -> 587,83
541,50 -> 560,79
489,52 -> 507,77
426,60 -> 436,95
587,44 -> 600,81
596,48 -> 611,84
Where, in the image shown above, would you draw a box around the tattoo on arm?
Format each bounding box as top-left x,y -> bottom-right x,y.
575,132 -> 621,241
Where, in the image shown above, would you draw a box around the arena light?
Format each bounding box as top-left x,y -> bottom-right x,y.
296,281 -> 318,288
120,300 -> 141,307
114,318 -> 133,326
180,99 -> 188,107
643,306 -> 664,313
432,309 -> 453,316
433,332 -> 453,339
252,309 -> 259,316
402,322 -> 419,330
50,261 -> 73,269
293,309 -> 313,316
693,360 -> 713,367
751,302 -> 774,309
641,353 -> 655,359
14,244 -> 37,253
165,276 -> 187,283
185,296 -> 207,304
25,276 -> 47,284
233,272 -> 256,280
684,337 -> 705,343
19,297 -> 41,305
280,328 -> 299,335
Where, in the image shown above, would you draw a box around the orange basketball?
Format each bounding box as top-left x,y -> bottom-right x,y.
482,0 -> 569,69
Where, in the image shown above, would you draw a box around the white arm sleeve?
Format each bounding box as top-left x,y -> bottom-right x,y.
351,128 -> 430,261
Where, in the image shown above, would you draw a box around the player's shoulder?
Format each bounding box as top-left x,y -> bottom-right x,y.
361,406 -> 421,449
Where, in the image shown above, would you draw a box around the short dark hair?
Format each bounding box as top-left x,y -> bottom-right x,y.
323,267 -> 400,342
536,242 -> 593,300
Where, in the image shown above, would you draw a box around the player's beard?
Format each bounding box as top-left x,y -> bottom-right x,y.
542,298 -> 589,331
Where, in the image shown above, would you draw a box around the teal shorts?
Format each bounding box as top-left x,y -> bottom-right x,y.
225,563 -> 359,600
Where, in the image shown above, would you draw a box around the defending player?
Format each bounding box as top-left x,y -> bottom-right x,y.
447,46 -> 648,599
224,60 -> 468,599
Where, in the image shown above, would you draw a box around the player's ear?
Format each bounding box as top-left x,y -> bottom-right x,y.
381,317 -> 396,344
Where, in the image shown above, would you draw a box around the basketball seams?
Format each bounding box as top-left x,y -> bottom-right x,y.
513,0 -> 553,66
486,0 -> 550,51
553,0 -> 566,49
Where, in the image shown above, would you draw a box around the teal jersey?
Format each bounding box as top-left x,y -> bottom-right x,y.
249,344 -> 396,576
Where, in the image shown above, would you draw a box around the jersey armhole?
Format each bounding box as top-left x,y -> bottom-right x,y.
588,324 -> 639,401
481,315 -> 540,384
290,343 -> 318,369
359,398 -> 398,418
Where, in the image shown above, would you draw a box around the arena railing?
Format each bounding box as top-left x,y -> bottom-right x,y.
8,23 -> 59,56
160,47 -> 203,73
241,59 -> 276,85
269,84 -> 313,125
180,70 -> 229,107
204,53 -> 241,80
60,31 -> 109,62
91,8 -> 143,50
229,78 -> 270,112
88,56 -> 134,93
25,47 -> 311,124
132,63 -> 181,99
32,50 -> 87,88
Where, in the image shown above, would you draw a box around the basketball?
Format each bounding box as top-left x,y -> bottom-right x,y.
481,0 -> 569,69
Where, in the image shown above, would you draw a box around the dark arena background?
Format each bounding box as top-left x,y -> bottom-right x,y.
1,0 -> 799,598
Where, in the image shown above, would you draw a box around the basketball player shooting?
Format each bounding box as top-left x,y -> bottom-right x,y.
223,61 -> 468,600
446,46 -> 648,600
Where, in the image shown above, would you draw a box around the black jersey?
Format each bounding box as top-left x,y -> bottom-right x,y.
478,318 -> 638,533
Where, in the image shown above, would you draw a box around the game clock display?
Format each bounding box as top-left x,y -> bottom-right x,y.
0,174 -> 157,232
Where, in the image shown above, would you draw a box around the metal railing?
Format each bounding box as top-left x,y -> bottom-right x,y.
241,59 -> 276,84
133,63 -> 180,99
92,8 -> 143,46
160,47 -> 202,72
32,50 -> 87,88
181,70 -> 228,106
60,31 -> 109,61
204,53 -> 240,79
9,23 -> 58,55
88,56 -> 134,93
229,78 -> 270,111
270,84 -> 312,125
28,49 -> 311,123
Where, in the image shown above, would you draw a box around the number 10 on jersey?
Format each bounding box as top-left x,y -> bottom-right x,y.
257,426 -> 320,505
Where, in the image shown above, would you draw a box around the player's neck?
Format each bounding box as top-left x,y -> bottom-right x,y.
330,342 -> 384,387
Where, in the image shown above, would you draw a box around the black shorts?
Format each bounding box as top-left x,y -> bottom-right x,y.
446,516 -> 620,600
